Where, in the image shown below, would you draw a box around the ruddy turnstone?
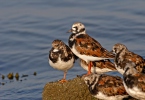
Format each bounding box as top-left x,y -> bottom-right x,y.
112,43 -> 145,75
80,59 -> 116,74
49,39 -> 75,83
84,73 -> 130,100
123,62 -> 145,100
68,22 -> 114,75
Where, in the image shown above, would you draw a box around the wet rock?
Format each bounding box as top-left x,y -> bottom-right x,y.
2,75 -> 5,79
21,74 -> 28,77
1,82 -> 5,85
7,73 -> 14,80
42,76 -> 97,100
33,72 -> 37,76
15,73 -> 19,80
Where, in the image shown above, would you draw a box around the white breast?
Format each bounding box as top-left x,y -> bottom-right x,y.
49,57 -> 74,71
94,91 -> 129,100
123,81 -> 145,100
80,61 -> 114,73
72,44 -> 113,63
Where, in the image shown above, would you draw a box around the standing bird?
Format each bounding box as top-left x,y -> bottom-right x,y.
112,43 -> 145,75
123,62 -> 145,100
80,59 -> 116,74
49,39 -> 75,83
68,22 -> 114,75
84,73 -> 130,100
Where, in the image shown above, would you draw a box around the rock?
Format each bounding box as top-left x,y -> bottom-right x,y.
42,76 -> 97,100
7,73 -> 14,80
33,72 -> 37,76
2,75 -> 5,79
15,73 -> 19,80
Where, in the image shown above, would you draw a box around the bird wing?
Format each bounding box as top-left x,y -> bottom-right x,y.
134,73 -> 145,92
125,52 -> 145,72
75,34 -> 114,58
97,75 -> 128,96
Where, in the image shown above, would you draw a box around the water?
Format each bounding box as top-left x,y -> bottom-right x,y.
0,0 -> 145,100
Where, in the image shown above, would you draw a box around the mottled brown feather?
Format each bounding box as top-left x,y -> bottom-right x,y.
133,73 -> 145,92
97,75 -> 128,96
75,34 -> 114,58
124,51 -> 145,72
81,59 -> 116,70
113,43 -> 145,74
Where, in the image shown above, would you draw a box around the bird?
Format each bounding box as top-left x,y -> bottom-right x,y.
48,39 -> 75,83
80,59 -> 116,74
123,62 -> 145,100
68,22 -> 114,75
84,73 -> 131,100
112,43 -> 145,75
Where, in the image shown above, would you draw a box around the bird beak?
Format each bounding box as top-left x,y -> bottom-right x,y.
110,50 -> 115,54
67,29 -> 73,33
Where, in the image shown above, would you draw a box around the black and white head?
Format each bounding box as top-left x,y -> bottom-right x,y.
52,39 -> 65,52
68,22 -> 86,34
124,62 -> 138,76
84,74 -> 100,91
112,43 -> 128,54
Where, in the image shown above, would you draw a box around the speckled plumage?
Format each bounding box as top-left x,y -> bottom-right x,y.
49,39 -> 75,82
112,43 -> 145,74
123,62 -> 145,100
80,59 -> 116,74
68,22 -> 114,75
84,73 -> 130,100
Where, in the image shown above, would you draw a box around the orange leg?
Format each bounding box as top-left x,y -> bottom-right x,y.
86,61 -> 93,75
59,71 -> 67,83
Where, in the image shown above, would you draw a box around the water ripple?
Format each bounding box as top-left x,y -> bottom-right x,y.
0,0 -> 145,99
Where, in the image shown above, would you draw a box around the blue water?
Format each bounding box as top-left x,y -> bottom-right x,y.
0,0 -> 145,100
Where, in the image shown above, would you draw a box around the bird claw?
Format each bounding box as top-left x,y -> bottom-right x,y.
82,72 -> 92,77
59,79 -> 67,83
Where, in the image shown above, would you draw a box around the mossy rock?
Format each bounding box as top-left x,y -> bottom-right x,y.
42,76 -> 97,100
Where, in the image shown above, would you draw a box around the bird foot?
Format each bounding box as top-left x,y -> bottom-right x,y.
59,79 -> 67,83
82,72 -> 92,77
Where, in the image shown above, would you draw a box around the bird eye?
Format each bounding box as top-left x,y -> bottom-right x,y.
73,26 -> 78,31
114,48 -> 117,52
